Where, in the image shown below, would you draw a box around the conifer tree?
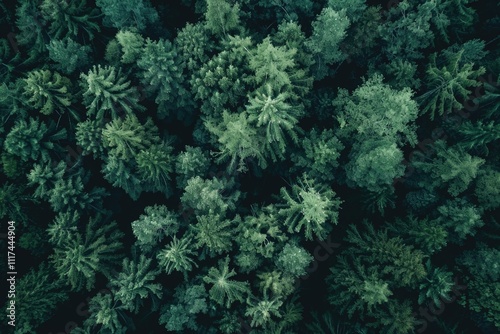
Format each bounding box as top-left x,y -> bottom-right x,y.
80,65 -> 145,121
22,69 -> 73,115
203,256 -> 251,308
278,175 -> 342,241
109,251 -> 162,313
51,215 -> 124,291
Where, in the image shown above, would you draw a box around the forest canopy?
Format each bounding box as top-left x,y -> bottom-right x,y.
0,0 -> 499,333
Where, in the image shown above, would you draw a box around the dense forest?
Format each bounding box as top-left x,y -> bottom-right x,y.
0,0 -> 499,333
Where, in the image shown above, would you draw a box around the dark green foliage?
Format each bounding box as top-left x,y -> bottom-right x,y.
278,175 -> 342,241
181,175 -> 240,216
290,128 -> 344,183
191,213 -> 234,256
306,7 -> 350,79
3,262 -> 68,333
458,120 -> 500,152
3,1 -> 499,333
437,198 -> 484,243
83,292 -> 129,334
96,0 -> 159,31
246,83 -> 301,161
109,252 -> 162,313
22,69 -> 73,115
116,30 -> 144,64
157,235 -> 198,276
418,261 -> 454,307
137,38 -> 191,118
40,0 -> 100,40
345,139 -> 405,192
386,215 -> 448,255
205,111 -> 267,171
475,168 -> 500,210
132,205 -> 181,253
418,49 -> 486,120
203,256 -> 250,308
4,118 -> 66,163
47,38 -> 91,74
175,146 -> 211,189
335,73 -> 419,145
204,0 -> 242,37
80,65 -> 145,121
411,140 -> 485,196
275,243 -> 313,278
159,282 -> 208,331
51,215 -> 124,291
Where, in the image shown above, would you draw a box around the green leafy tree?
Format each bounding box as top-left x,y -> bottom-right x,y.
203,256 -> 251,308
327,256 -> 393,319
2,262 -> 68,334
458,120 -> 500,153
109,252 -> 162,313
47,210 -> 79,246
0,183 -> 36,223
275,243 -> 313,278
132,205 -> 181,253
278,175 -> 342,241
80,65 -> 145,121
15,0 -> 48,58
51,215 -> 124,291
22,69 -> 73,115
256,270 -> 296,298
174,22 -> 213,72
101,154 -> 144,200
48,174 -> 107,213
96,0 -> 159,31
157,235 -> 198,277
47,37 -> 91,74
378,0 -> 435,60
418,49 -> 485,120
306,7 -> 350,79
344,221 -> 427,288
370,299 -> 417,334
457,243 -> 500,330
27,160 -> 66,200
234,206 -> 288,273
